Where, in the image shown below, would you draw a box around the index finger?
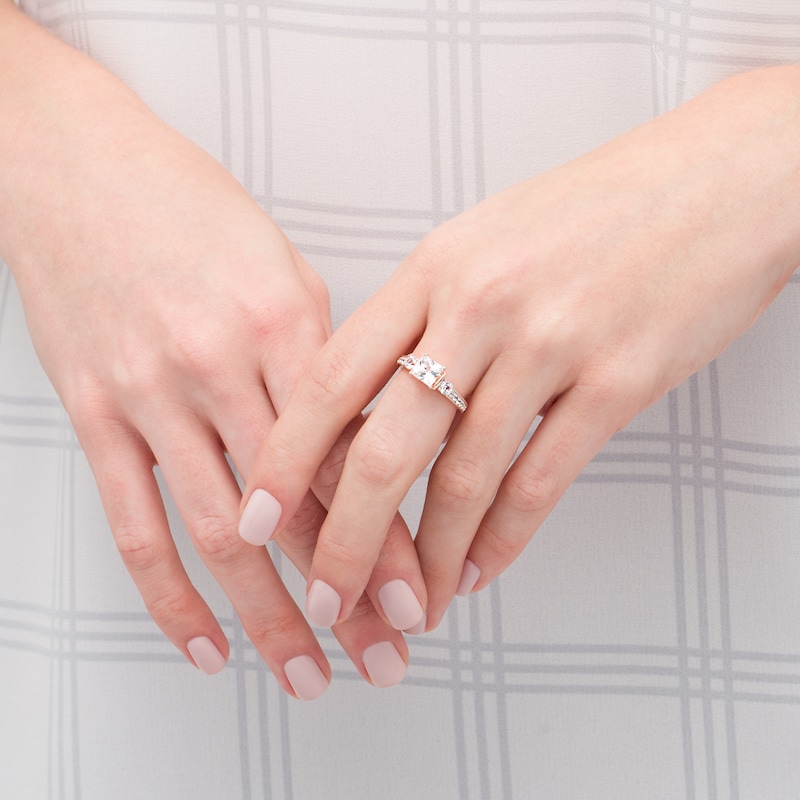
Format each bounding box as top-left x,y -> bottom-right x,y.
238,270 -> 425,547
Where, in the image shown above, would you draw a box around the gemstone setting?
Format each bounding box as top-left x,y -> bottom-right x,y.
409,354 -> 445,389
396,353 -> 468,412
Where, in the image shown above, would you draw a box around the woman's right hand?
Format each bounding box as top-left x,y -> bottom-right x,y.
0,3 -> 419,697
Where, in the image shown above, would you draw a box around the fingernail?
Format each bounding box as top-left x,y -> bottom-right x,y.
306,579 -> 342,627
455,559 -> 481,596
239,489 -> 282,546
362,642 -> 407,688
284,655 -> 329,700
378,579 -> 424,631
404,612 -> 427,636
186,636 -> 226,675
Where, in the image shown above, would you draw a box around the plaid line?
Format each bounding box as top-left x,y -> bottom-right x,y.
32,5 -> 800,58
7,2 -> 800,798
4,600 -> 800,695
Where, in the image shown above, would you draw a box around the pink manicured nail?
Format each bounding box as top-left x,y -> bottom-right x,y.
456,559 -> 481,596
186,636 -> 226,675
378,579 -> 424,631
404,612 -> 427,636
362,642 -> 407,688
305,580 -> 342,627
239,489 -> 282,546
284,655 -> 329,700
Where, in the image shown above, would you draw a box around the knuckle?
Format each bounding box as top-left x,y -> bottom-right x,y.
349,427 -> 404,487
420,558 -> 454,592
111,355 -> 161,400
146,586 -> 196,624
308,273 -> 331,310
340,592 -> 374,628
575,355 -> 646,430
246,607 -> 301,647
304,348 -> 354,409
581,356 -> 627,406
264,433 -> 306,483
313,439 -> 349,499
106,330 -> 175,405
311,416 -> 364,499
431,456 -> 490,508
281,495 -> 322,551
63,377 -> 121,442
479,519 -> 525,563
115,523 -> 165,573
192,513 -> 242,563
316,534 -> 364,573
445,253 -> 527,329
168,328 -> 223,383
248,290 -> 312,349
406,233 -> 451,283
451,275 -> 507,327
502,464 -> 556,516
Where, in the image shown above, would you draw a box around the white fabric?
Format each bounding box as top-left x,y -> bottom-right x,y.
3,1 -> 800,797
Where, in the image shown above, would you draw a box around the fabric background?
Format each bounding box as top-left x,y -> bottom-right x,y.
2,1 -> 800,797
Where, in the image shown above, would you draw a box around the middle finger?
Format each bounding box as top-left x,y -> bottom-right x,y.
307,338 -> 489,626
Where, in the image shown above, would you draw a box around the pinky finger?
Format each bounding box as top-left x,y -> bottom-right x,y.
463,388 -> 620,593
85,427 -> 229,674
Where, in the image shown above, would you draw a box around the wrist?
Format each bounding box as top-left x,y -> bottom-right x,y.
593,64 -> 800,289
0,6 -> 169,278
713,65 -> 800,285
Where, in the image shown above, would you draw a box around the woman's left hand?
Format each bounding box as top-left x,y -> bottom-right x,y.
241,65 -> 800,630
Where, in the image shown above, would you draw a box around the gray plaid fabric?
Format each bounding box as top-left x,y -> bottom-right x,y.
3,1 -> 800,797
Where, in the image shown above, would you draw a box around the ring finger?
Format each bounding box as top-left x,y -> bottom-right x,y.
462,385 -> 621,594
307,333 -> 492,626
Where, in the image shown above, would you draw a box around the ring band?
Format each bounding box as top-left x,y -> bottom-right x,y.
396,353 -> 468,412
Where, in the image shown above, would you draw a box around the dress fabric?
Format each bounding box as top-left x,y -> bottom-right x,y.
2,1 -> 800,798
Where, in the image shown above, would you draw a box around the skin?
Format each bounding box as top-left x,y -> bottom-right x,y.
243,64 -> 800,632
0,1 -> 422,695
6,2 -> 800,700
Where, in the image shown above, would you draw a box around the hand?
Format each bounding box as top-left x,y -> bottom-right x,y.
242,65 -> 800,630
0,9 -> 414,696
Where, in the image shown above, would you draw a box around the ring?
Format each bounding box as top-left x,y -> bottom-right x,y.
396,353 -> 468,412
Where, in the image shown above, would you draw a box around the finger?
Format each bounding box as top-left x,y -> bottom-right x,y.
464,385 -> 620,593
239,269 -> 427,546
304,415 -> 427,632
223,370 -> 426,633
259,263 -> 332,416
212,378 -> 410,681
235,258 -> 333,547
289,243 -> 333,338
415,353 -> 555,629
208,379 -> 275,483
234,275 -> 431,632
306,336 -> 490,625
141,410 -> 331,700
276,491 -> 409,687
80,422 -> 229,674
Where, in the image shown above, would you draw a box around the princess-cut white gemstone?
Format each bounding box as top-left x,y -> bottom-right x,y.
410,354 -> 445,388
